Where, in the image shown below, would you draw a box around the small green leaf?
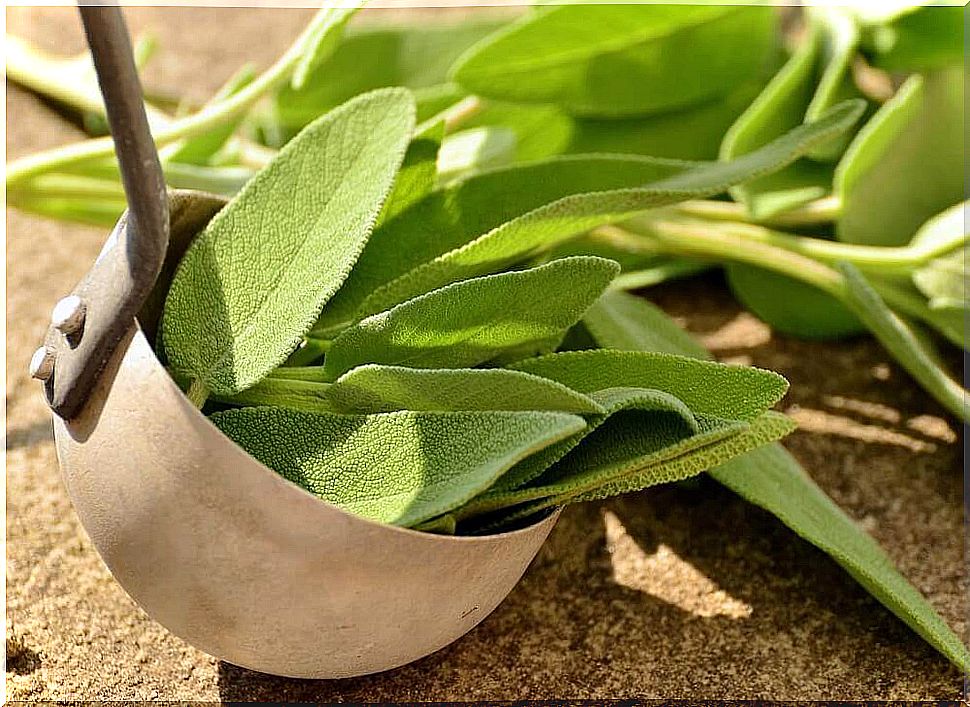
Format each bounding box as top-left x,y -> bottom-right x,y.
210,406 -> 584,527
491,385 -> 701,494
838,263 -> 968,422
583,289 -> 970,671
327,365 -> 605,414
290,3 -> 365,91
835,68 -> 963,246
452,5 -> 778,117
362,101 -> 865,315
511,349 -> 789,422
321,256 -> 620,380
162,88 -> 415,395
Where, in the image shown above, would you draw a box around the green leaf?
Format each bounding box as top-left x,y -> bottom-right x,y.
726,264 -> 865,340
910,201 -> 968,308
511,349 -> 788,422
325,364 -> 606,414
711,444 -> 970,675
291,2 -> 365,90
835,68 -> 964,246
210,406 -> 584,527
583,288 -> 970,671
464,411 -> 792,522
583,290 -> 708,357
451,5 -> 778,117
162,88 -> 415,396
838,263 -> 968,422
361,101 -> 865,316
321,256 -> 620,380
490,385 -> 702,494
862,6 -> 963,72
273,17 -> 504,138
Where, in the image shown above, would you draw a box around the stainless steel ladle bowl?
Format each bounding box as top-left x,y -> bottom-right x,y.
32,6 -> 559,679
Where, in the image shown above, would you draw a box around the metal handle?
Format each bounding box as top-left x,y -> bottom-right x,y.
32,3 -> 170,419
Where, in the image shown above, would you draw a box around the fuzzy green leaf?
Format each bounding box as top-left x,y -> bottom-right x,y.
210,406 -> 584,527
583,288 -> 970,672
511,349 -> 789,422
451,5 -> 778,117
490,385 -> 700,494
162,89 -> 415,395
862,6 -> 963,72
835,68 -> 963,246
325,365 -> 606,414
361,101 -> 865,316
321,256 -> 619,380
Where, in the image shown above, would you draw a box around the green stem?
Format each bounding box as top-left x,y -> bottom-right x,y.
674,195 -> 843,227
6,7 -> 333,186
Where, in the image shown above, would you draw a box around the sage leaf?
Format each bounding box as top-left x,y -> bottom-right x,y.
362,101 -> 865,315
464,411 -> 790,523
838,263 -> 968,423
162,88 -> 416,396
327,365 -> 606,414
583,288 -> 970,671
490,385 -> 701,494
451,5 -> 778,117
210,406 -> 585,527
378,118 -> 444,224
290,3 -> 364,91
321,256 -> 620,380
835,68 -> 963,246
436,126 -> 517,182
510,349 -> 789,422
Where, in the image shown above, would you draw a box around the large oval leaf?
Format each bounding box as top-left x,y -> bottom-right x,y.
211,406 -> 584,527
451,4 -> 778,117
162,88 -> 415,395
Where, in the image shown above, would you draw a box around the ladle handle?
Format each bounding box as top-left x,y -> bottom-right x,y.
36,3 -> 170,419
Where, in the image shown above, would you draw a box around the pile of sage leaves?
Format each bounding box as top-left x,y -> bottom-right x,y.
7,3 -> 967,673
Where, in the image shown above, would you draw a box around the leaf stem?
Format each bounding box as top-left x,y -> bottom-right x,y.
674,195 -> 843,227
186,379 -> 210,409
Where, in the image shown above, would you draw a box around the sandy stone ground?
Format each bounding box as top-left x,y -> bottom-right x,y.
5,7 -> 966,701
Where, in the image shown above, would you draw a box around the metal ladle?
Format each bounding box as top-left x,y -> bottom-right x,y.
31,4 -> 558,679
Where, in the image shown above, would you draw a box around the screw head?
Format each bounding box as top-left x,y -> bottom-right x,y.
29,346 -> 55,381
51,295 -> 86,337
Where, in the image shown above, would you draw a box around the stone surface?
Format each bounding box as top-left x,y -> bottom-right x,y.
5,6 -> 965,701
